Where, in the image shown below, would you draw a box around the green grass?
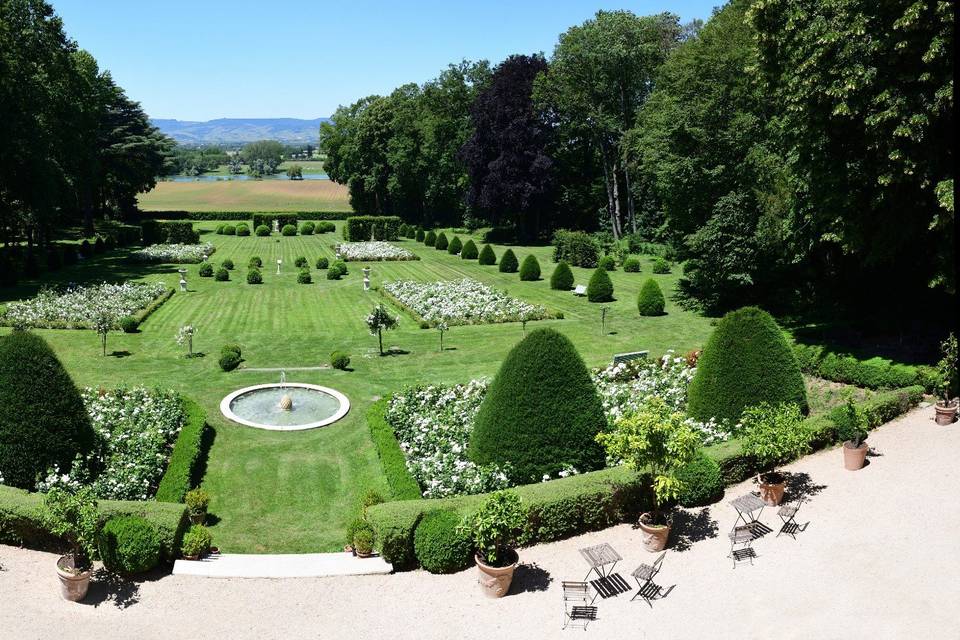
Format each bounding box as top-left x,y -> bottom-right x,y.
0,222 -> 714,552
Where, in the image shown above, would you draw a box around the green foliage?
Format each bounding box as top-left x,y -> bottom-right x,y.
214,267 -> 229,281
40,488 -> 99,569
98,515 -> 161,574
477,244 -> 496,265
180,524 -> 212,557
793,343 -> 928,390
330,351 -> 351,370
637,278 -> 665,316
447,236 -> 462,255
415,228 -> 425,242
221,258 -> 234,270
935,334 -> 959,403
550,261 -> 574,290
119,316 -> 139,333
235,223 -> 250,236
344,216 -> 402,241
0,332 -> 95,489
294,256 -> 308,268
675,450 -> 723,507
327,260 -> 348,280
222,224 -> 236,236
219,351 -> 241,371
297,269 -> 312,284
652,257 -> 671,274
468,490 -> 524,566
688,307 -> 807,422
740,402 -> 810,470
300,222 -> 316,235
551,230 -> 600,268
315,221 -> 336,233
281,224 -> 297,236
155,397 -> 208,503
519,254 -> 541,281
246,269 -> 263,284
141,221 -> 199,246
471,328 -> 607,483
366,304 -> 399,355
352,522 -> 375,554
586,267 -> 614,302
414,510 -> 473,574
498,248 -> 518,273
599,255 -> 616,271
315,256 -> 329,269
460,239 -> 478,260
220,344 -> 241,359
434,232 -> 449,250
623,257 -> 641,272
251,214 -> 297,231
198,262 -> 213,277
366,401 -> 422,501
185,488 -> 210,516
248,256 -> 262,268
424,230 -> 437,247
832,398 -> 868,447
255,225 -> 270,237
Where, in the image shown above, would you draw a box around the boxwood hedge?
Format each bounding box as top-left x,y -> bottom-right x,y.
155,397 -> 208,503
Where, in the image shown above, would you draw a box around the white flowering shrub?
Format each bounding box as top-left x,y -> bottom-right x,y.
382,278 -> 551,326
132,243 -> 214,263
37,387 -> 185,500
0,281 -> 168,329
335,241 -> 418,261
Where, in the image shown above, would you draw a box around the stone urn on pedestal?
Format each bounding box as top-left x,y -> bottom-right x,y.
362,267 -> 371,291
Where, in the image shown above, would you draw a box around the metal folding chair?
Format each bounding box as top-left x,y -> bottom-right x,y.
777,502 -> 803,539
630,551 -> 666,603
728,525 -> 757,568
562,581 -> 597,630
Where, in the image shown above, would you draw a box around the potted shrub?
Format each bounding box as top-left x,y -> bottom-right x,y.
181,524 -> 212,560
352,522 -> 375,558
740,402 -> 810,505
934,333 -> 958,425
595,397 -> 699,551
466,490 -> 525,598
835,399 -> 869,471
40,487 -> 99,601
185,488 -> 210,525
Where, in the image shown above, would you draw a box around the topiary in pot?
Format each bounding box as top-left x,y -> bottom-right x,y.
41,487 -> 99,600
550,261 -> 574,290
466,490 -> 525,597
460,239 -> 478,260
519,255 -> 541,281
470,328 -> 606,483
424,230 -> 437,247
414,510 -> 473,574
180,524 -> 212,559
198,262 -> 214,277
637,278 -> 665,316
435,232 -> 449,250
740,402 -> 810,504
687,306 -> 807,422
447,236 -> 463,255
352,521 -> 375,557
934,333 -> 958,424
586,267 -> 613,302
477,243 -> 496,265
623,256 -> 641,272
97,515 -> 161,575
498,248 -> 518,273
833,398 -> 869,470
185,488 -> 210,524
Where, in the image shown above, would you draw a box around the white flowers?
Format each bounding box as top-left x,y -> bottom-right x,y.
132,243 -> 215,263
0,281 -> 167,329
383,278 -> 550,326
335,241 -> 417,261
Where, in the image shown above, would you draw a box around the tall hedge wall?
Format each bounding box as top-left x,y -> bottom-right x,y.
251,213 -> 298,231
155,397 -> 208,503
344,216 -> 402,241
137,210 -> 347,221
141,220 -> 199,245
366,400 -> 422,501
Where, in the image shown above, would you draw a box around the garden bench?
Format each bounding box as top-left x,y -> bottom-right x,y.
573,285 -> 587,296
612,350 -> 649,365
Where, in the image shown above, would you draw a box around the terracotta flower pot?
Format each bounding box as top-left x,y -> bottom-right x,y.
935,402 -> 958,425
638,515 -> 671,552
189,511 -> 206,525
56,555 -> 91,602
757,474 -> 785,506
475,550 -> 518,598
843,441 -> 868,470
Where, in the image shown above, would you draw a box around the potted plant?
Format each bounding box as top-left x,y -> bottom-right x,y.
466,490 -> 525,598
352,522 -> 375,558
185,488 -> 210,525
596,397 -> 700,551
836,398 -> 869,470
740,402 -> 810,505
40,487 -> 99,602
181,524 -> 212,560
934,333 -> 958,425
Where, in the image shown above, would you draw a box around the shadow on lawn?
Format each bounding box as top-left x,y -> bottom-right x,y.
670,507 -> 719,553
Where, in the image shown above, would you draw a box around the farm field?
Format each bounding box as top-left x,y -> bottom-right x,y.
138,179 -> 351,212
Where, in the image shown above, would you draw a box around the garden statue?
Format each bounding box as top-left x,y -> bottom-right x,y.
178,268 -> 188,292
272,219 -> 279,234
363,267 -> 371,291
278,394 -> 293,411
276,258 -> 282,274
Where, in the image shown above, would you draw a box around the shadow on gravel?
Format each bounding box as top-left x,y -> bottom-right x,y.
85,566 -> 166,609
785,471 -> 827,503
671,507 -> 719,553
510,563 -> 552,594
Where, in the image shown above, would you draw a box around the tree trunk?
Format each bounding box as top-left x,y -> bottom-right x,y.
597,142 -> 620,239
378,329 -> 383,355
623,165 -> 637,234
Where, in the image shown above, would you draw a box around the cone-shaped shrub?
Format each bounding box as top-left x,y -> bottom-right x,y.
519,255 -> 541,281
435,232 -> 449,250
498,248 -> 519,273
477,244 -> 496,265
415,228 -> 425,242
550,261 -> 574,290
687,306 -> 807,422
424,230 -> 437,247
470,328 -> 606,483
460,239 -> 478,260
586,267 -> 613,302
0,332 -> 96,489
637,278 -> 665,316
447,236 -> 463,255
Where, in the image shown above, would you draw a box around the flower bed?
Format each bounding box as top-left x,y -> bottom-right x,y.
335,241 -> 418,262
131,243 -> 215,263
37,387 -> 186,501
384,353 -> 735,498
382,278 -> 551,326
0,281 -> 168,329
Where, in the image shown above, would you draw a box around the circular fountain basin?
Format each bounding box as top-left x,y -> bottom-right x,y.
220,383 -> 350,431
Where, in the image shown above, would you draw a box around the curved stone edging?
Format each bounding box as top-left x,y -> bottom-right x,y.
219,383 -> 350,431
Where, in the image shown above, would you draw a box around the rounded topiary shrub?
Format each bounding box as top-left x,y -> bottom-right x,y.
460,240 -> 478,260
222,224 -> 236,236
623,257 -> 640,272
248,256 -> 263,268
0,332 -> 95,489
637,278 -> 665,316
235,223 -> 250,236
198,262 -> 213,277
219,351 -> 242,372
315,256 -> 329,269
300,222 -> 316,235
424,230 -> 437,247
330,351 -> 351,370
297,269 -> 312,284
550,261 -> 574,290
498,248 -> 518,273
470,328 -> 607,483
675,450 -> 723,507
687,306 -> 808,422
255,225 -> 270,237
652,257 -> 671,274
281,224 -> 297,236
519,255 -> 541,281
415,228 -> 425,242
98,515 -> 161,574
216,224 -> 225,235
221,258 -> 234,270
246,268 -> 263,284
294,256 -> 308,268
447,236 -> 463,255
435,232 -> 448,251
119,316 -> 139,333
586,267 -> 613,302
399,223 -> 410,238
599,255 -> 615,271
214,267 -> 229,281
477,244 -> 496,265
413,510 -> 473,574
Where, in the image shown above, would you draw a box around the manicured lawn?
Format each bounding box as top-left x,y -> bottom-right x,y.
138,179 -> 351,211
0,221 -> 715,552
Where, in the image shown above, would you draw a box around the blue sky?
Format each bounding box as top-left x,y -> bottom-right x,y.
49,0 -> 720,121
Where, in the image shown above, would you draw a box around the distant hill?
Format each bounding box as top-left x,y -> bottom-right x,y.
152,118 -> 330,145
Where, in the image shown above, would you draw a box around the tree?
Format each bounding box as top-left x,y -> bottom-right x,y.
366,304 -> 398,355
92,306 -> 113,356
242,140 -> 284,177
286,164 -> 303,180
176,325 -> 197,357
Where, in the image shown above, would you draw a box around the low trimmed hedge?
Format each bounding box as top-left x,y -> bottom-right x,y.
130,287 -> 175,328
793,343 -> 936,391
366,401 -> 422,502
155,397 -> 208,503
136,211 -> 346,221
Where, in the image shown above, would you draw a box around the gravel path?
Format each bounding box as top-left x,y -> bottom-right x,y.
3,406 -> 958,640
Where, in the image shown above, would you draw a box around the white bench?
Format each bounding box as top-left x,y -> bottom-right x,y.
573,285 -> 587,296
612,350 -> 649,365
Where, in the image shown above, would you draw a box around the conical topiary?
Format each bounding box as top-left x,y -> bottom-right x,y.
447,236 -> 463,255
687,306 -> 808,422
637,278 -> 665,316
499,248 -> 519,273
477,244 -> 496,265
424,230 -> 437,247
415,228 -> 425,242
0,332 -> 96,489
461,239 -> 479,260
435,232 -> 449,250
519,255 -> 541,281
470,328 -> 607,483
550,261 -> 574,290
586,267 -> 614,302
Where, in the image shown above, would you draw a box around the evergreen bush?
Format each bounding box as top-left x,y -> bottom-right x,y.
599,255 -> 616,271
294,256 -> 308,268
97,515 -> 161,574
637,278 -> 665,316
652,258 -> 671,274
477,244 -> 496,265
300,222 -> 316,235
586,268 -> 614,302
675,450 -> 723,507
550,261 -> 574,290
222,224 -> 236,236
198,262 -> 213,277
297,269 -> 312,284
221,259 -> 234,270
435,232 -> 448,250
519,255 -> 541,281
413,510 -> 473,574
119,316 -> 139,333
623,257 -> 641,272
424,230 -> 437,247
499,249 -> 518,273
248,256 -> 262,268
330,351 -> 351,370
447,236 -> 462,255
246,269 -> 263,284
315,256 -> 329,269
214,267 -> 229,281
460,239 -> 478,260
235,223 -> 250,236
415,228 -> 425,242
255,225 -> 270,237
281,224 -> 297,236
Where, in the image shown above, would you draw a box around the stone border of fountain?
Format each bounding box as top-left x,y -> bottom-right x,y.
219,383 -> 351,431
